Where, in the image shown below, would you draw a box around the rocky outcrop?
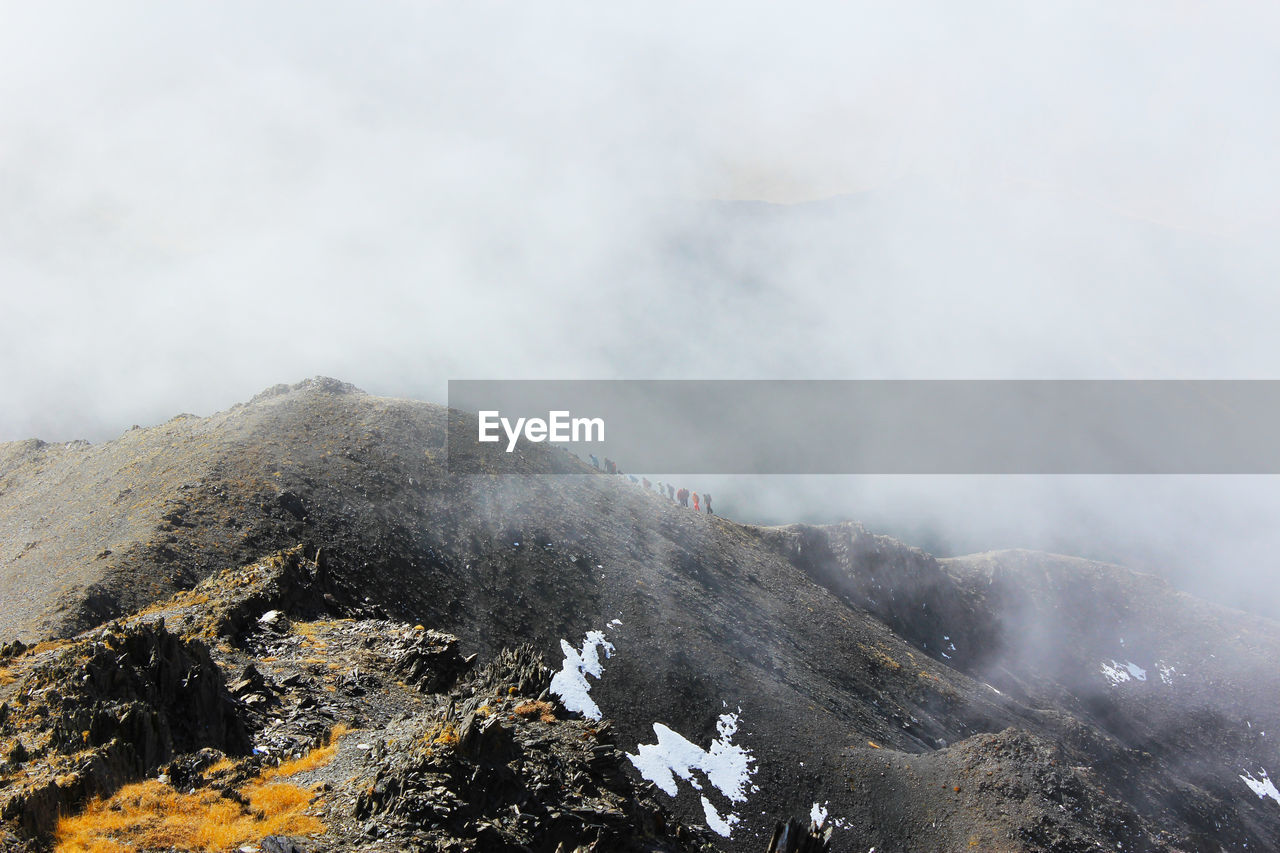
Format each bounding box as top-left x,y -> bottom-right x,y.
352,683 -> 719,852
766,818 -> 831,853
0,620 -> 246,837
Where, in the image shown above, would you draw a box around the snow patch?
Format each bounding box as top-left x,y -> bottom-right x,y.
1155,660 -> 1177,685
1101,659 -> 1147,686
1241,769 -> 1280,805
627,710 -> 757,837
549,629 -> 615,720
808,802 -> 851,831
702,796 -> 739,836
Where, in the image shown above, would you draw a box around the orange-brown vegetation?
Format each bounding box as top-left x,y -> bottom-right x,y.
53,779 -> 322,853
53,723 -> 351,852
513,700 -> 556,723
422,721 -> 457,748
259,724 -> 350,781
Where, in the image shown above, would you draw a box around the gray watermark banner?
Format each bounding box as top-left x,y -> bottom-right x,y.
446,380 -> 1280,474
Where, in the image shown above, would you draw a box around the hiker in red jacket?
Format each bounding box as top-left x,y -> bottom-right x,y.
692,492 -> 700,512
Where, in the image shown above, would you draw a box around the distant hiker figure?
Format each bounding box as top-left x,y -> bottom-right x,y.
692,492 -> 700,512
677,487 -> 689,507
667,484 -> 676,500
605,458 -> 616,474
642,477 -> 651,490
589,454 -> 599,469
704,493 -> 713,514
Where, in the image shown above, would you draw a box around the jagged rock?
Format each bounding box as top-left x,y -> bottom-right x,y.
385,628 -> 472,694
455,713 -> 516,763
471,643 -> 553,698
229,663 -> 269,696
261,836 -> 310,853
3,743 -> 26,766
766,819 -> 832,853
351,674 -> 717,852
0,621 -> 247,837
0,827 -> 39,853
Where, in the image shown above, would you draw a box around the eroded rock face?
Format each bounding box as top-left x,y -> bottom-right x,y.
0,620 -> 246,837
352,689 -> 717,853
384,629 -> 473,695
40,621 -> 246,763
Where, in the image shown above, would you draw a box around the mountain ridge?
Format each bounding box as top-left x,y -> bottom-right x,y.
2,378 -> 1279,851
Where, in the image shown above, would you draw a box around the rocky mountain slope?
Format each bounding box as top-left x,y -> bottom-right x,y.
2,378 -> 1279,851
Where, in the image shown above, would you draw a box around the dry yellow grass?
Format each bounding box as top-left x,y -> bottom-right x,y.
858,643 -> 902,673
292,619 -> 339,646
29,638 -> 71,655
259,724 -> 350,781
422,721 -> 457,748
0,667 -> 14,686
54,723 -> 351,853
137,589 -> 210,619
53,779 -> 322,853
201,757 -> 235,777
513,700 -> 556,723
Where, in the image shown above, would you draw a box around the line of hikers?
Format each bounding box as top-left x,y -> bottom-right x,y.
587,454 -> 713,515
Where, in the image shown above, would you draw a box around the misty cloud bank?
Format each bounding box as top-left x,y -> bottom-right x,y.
4,3 -> 1280,617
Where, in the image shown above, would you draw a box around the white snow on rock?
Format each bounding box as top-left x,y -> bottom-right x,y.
702,796 -> 739,836
808,802 -> 851,831
1241,769 -> 1280,805
1156,660 -> 1177,685
1101,659 -> 1147,686
549,629 -> 615,720
627,710 -> 757,837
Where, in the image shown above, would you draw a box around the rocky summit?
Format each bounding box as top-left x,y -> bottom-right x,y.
2,378 -> 1279,852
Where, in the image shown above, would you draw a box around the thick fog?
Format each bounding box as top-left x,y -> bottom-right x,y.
4,3 -> 1280,615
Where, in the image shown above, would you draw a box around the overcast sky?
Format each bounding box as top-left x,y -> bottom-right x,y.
4,2 -> 1280,614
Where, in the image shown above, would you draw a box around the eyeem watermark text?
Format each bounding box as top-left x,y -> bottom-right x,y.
478,410 -> 605,452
